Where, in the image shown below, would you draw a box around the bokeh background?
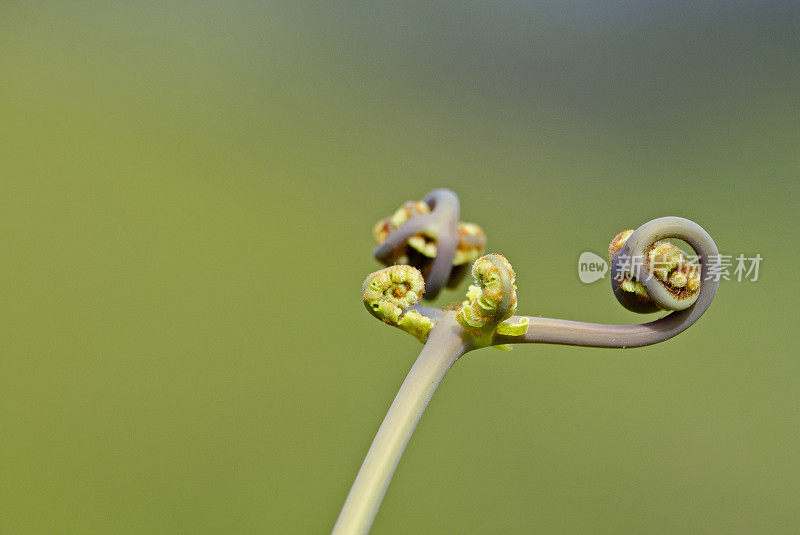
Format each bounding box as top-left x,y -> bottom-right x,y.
2,2 -> 798,533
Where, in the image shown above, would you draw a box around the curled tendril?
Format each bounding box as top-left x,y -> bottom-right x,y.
456,254 -> 529,349
493,216 -> 721,349
372,189 -> 486,299
610,217 -> 710,313
362,265 -> 434,343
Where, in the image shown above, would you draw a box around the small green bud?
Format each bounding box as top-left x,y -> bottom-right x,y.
456,254 -> 528,348
362,265 -> 433,343
496,317 -> 530,336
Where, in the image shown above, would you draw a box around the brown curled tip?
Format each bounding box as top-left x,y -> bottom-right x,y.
609,228 -> 701,313
609,230 -> 634,260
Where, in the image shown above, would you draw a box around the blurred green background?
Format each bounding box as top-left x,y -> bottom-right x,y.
2,2 -> 798,533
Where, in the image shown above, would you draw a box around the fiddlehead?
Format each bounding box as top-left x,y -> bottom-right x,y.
362,265 -> 434,343
494,216 -> 720,349
456,254 -> 529,349
372,189 -> 486,299
609,218 -> 710,313
609,229 -> 701,314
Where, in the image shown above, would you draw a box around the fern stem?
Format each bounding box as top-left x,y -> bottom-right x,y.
332,314 -> 468,535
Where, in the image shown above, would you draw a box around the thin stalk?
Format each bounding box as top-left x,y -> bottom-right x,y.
333,314 -> 469,535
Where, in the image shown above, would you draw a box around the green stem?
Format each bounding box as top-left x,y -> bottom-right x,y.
332,314 -> 469,535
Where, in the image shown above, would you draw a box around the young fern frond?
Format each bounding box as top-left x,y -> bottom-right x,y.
609,228 -> 701,314
455,254 -> 529,349
362,265 -> 433,343
495,216 -> 720,348
338,191 -> 721,535
372,188 -> 486,299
